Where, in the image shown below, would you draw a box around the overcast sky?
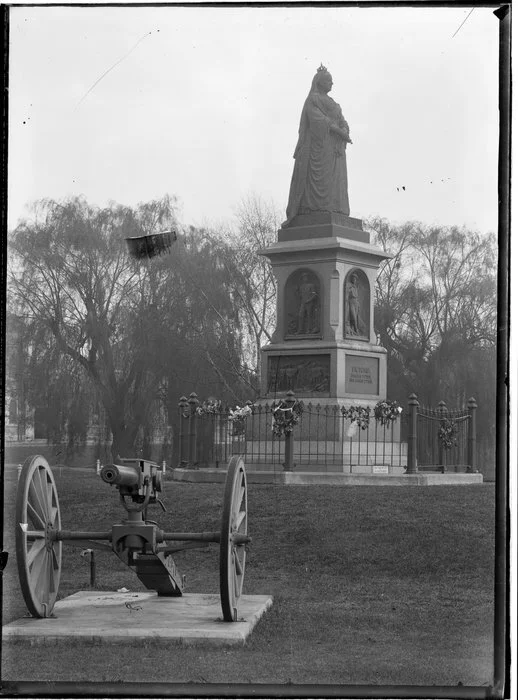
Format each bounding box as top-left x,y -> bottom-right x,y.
8,4 -> 500,235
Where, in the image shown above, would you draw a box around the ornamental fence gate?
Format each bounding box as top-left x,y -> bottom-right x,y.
407,394 -> 478,474
176,392 -> 477,474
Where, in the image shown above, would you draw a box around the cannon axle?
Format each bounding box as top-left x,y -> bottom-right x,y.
54,530 -> 112,541
48,529 -> 251,546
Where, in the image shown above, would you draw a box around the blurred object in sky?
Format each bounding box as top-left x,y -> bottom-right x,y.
125,230 -> 177,260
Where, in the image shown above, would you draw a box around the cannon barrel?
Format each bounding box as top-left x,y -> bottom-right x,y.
100,464 -> 140,487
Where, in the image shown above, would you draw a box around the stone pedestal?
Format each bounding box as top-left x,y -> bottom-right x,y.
259,213 -> 391,410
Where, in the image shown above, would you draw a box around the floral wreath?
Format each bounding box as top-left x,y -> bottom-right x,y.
271,398 -> 304,437
195,398 -> 222,416
438,419 -> 458,449
373,400 -> 403,426
342,400 -> 402,431
341,405 -> 371,430
229,404 -> 253,437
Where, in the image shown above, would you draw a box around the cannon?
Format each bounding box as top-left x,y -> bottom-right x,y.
15,454 -> 249,622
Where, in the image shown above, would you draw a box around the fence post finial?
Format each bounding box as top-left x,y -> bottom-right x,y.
406,394 -> 419,474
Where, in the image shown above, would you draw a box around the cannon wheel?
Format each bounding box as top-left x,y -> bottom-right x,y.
15,455 -> 62,618
220,455 -> 248,622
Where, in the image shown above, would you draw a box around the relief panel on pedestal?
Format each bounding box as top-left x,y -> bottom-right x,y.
344,268 -> 370,340
284,269 -> 322,339
267,355 -> 330,394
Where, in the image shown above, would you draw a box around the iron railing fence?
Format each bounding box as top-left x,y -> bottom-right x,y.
177,394 -> 407,472
177,392 -> 477,475
257,403 -> 408,471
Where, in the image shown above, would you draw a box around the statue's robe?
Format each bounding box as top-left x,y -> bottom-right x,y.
284,90 -> 350,227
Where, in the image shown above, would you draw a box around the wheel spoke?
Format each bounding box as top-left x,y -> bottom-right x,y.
26,531 -> 46,539
34,551 -> 51,604
235,509 -> 246,531
27,501 -> 46,530
28,544 -> 47,587
231,487 -> 245,528
49,549 -> 60,594
233,565 -> 242,597
46,480 -> 54,512
28,482 -> 47,524
36,468 -> 50,519
50,546 -> 60,572
234,550 -> 243,576
44,551 -> 53,603
234,483 -> 245,511
232,567 -> 238,599
26,539 -> 46,568
50,505 -> 59,527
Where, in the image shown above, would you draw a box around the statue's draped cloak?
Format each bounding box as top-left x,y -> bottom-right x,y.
284,89 -> 350,226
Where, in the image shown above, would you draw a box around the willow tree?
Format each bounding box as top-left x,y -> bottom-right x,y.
190,194 -> 279,397
369,216 -> 497,443
8,195 -> 179,459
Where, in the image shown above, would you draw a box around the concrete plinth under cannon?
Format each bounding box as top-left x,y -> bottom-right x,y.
3,591 -> 274,646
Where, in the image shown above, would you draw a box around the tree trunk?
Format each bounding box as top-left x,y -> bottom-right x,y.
109,419 -> 131,461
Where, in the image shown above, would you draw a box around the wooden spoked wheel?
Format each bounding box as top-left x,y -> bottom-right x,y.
15,455 -> 62,618
220,455 -> 248,622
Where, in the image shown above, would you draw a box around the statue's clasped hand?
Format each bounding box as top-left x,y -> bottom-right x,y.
331,124 -> 352,144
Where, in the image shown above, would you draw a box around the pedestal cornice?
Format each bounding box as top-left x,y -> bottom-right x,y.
261,340 -> 388,355
259,237 -> 392,267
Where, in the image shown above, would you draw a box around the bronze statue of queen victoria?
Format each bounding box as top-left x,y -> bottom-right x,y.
282,65 -> 352,228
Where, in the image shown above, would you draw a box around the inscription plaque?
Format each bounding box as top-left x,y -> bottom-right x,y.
345,355 -> 379,395
373,465 -> 389,474
267,355 -> 330,394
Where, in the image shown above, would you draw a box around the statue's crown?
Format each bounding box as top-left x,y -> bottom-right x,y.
317,63 -> 328,73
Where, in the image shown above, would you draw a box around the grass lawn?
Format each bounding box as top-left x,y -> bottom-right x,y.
1,465 -> 495,689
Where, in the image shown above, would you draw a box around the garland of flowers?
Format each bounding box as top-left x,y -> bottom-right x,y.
195,398 -> 222,416
438,419 -> 458,449
229,404 -> 253,436
374,400 -> 402,426
190,398 -> 253,436
341,405 -> 371,430
271,398 -> 304,437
